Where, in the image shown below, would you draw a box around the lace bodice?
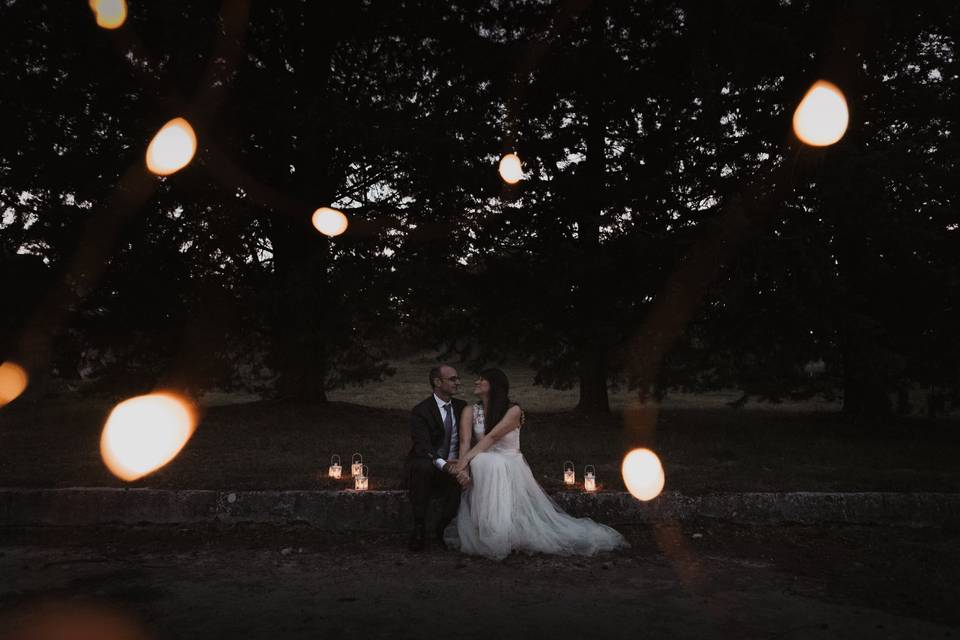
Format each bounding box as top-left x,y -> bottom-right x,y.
473,403 -> 521,454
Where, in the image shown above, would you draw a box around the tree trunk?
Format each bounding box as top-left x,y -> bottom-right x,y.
263,5 -> 341,401
834,199 -> 890,419
840,350 -> 891,418
574,1 -> 610,415
269,213 -> 330,401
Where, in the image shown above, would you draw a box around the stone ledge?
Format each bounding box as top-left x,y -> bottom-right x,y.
1,488 -> 957,529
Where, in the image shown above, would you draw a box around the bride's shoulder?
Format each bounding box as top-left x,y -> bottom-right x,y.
508,402 -> 525,427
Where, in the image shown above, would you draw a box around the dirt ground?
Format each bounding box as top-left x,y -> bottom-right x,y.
1,522 -> 957,639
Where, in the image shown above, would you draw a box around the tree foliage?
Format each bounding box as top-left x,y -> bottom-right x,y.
0,0 -> 957,416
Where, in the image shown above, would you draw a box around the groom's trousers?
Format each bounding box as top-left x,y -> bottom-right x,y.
408,458 -> 461,529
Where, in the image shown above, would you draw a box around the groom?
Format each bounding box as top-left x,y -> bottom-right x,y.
407,364 -> 469,551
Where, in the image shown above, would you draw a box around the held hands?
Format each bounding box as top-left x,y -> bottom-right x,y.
446,460 -> 471,488
455,468 -> 471,489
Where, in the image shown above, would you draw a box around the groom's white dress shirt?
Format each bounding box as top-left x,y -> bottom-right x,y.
433,393 -> 459,471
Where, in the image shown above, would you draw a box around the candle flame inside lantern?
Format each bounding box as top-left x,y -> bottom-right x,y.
329,454 -> 342,479
792,80 -> 849,147
583,465 -> 597,492
622,448 -> 665,501
146,118 -> 197,176
100,393 -> 197,482
0,361 -> 29,407
311,207 -> 349,237
498,153 -> 523,184
354,465 -> 369,490
89,0 -> 127,29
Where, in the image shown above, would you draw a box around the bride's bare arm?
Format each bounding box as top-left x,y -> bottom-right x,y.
457,405 -> 474,461
456,405 -> 523,468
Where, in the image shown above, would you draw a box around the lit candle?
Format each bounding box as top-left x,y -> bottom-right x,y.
328,454 -> 342,480
351,452 -> 363,478
563,460 -> 575,486
354,465 -> 368,491
584,465 -> 597,492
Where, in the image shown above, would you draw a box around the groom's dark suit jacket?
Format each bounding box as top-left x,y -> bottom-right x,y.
407,395 -> 468,464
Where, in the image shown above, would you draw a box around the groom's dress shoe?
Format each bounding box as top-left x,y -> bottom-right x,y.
408,525 -> 426,552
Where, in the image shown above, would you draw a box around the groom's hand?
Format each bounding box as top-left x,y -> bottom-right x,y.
456,470 -> 471,489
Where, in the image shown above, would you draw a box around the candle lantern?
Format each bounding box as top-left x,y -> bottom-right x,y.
328,454 -> 342,479
351,452 -> 363,477
563,460 -> 576,486
354,464 -> 369,491
584,465 -> 597,492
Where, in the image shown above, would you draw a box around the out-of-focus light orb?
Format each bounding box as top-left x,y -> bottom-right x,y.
311,207 -> 349,237
622,448 -> 665,501
100,393 -> 197,482
498,153 -> 524,184
89,0 -> 128,30
792,80 -> 849,147
0,361 -> 28,407
10,601 -> 149,640
145,117 -> 197,176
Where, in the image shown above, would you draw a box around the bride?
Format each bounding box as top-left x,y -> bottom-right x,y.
445,368 -> 628,560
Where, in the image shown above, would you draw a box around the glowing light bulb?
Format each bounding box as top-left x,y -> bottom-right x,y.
311,207 -> 349,237
0,361 -> 28,407
100,393 -> 197,482
498,153 -> 523,184
145,118 -> 197,176
89,0 -> 127,30
621,448 -> 665,501
792,80 -> 849,147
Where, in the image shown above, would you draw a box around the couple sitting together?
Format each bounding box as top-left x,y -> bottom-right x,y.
406,364 -> 627,560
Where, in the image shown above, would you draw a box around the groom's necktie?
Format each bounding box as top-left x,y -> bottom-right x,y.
441,403 -> 454,457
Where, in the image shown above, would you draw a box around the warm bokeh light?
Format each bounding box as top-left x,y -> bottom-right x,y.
0,361 -> 29,407
100,393 -> 197,482
498,153 -> 523,184
622,448 -> 665,501
89,0 -> 128,30
311,207 -> 349,237
792,80 -> 849,147
7,601 -> 149,640
145,117 -> 198,176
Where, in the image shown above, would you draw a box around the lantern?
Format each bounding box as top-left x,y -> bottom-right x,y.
563,460 -> 576,486
328,454 -> 342,480
584,465 -> 597,492
351,452 -> 363,477
354,464 -> 369,491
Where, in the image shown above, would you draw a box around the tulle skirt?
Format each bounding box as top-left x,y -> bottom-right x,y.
444,450 -> 628,560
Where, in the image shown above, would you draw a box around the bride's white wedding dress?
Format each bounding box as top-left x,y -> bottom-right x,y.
444,403 -> 628,560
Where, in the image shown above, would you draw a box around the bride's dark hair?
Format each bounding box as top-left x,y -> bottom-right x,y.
480,368 -> 511,434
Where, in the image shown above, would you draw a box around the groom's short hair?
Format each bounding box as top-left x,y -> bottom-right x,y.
429,366 -> 444,389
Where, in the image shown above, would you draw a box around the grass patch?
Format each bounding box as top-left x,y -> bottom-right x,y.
1,396 -> 958,493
